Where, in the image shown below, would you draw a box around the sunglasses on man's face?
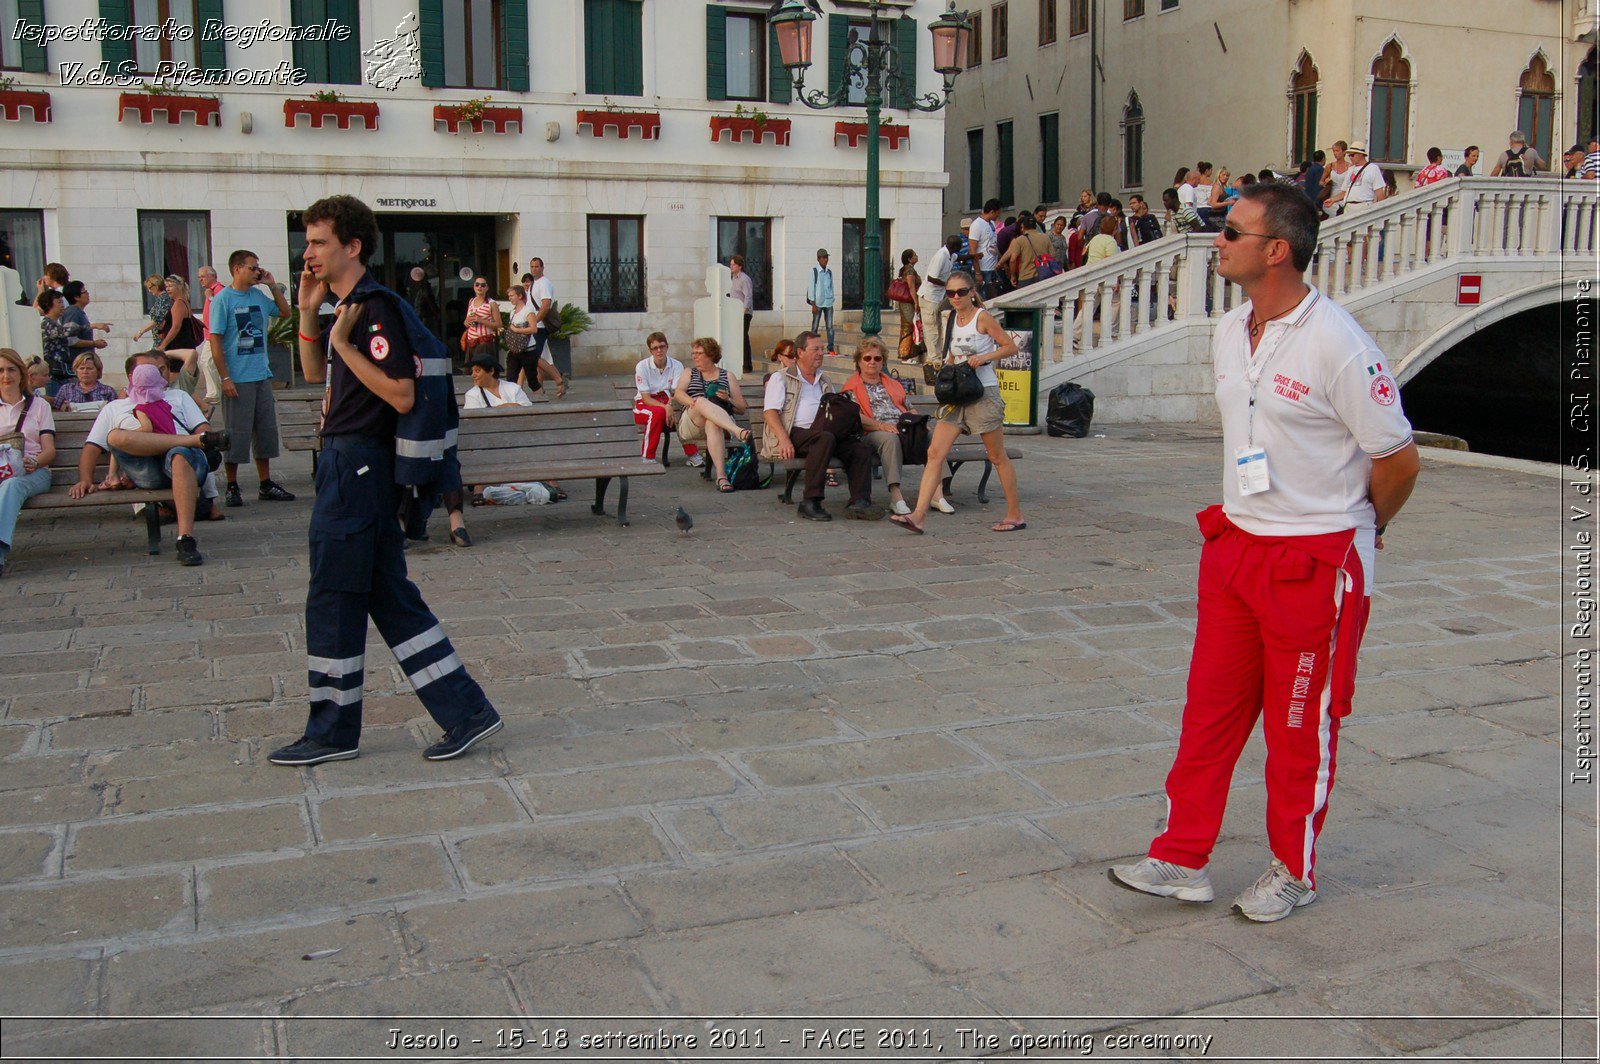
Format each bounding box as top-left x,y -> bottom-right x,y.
946,287 -> 973,298
1222,225 -> 1278,242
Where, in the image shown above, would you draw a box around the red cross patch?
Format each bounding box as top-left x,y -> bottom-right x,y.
370,335 -> 390,362
1369,374 -> 1396,406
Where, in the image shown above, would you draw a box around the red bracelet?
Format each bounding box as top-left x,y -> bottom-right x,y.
298,331 -> 319,343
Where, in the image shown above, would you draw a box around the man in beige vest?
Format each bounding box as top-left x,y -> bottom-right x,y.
762,331 -> 882,522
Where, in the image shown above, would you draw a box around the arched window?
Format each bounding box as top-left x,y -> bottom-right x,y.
1290,52 -> 1319,165
1369,39 -> 1410,163
1121,92 -> 1144,189
1517,53 -> 1556,162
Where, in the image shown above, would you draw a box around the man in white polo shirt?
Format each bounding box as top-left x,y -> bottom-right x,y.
762,331 -> 881,522
1110,183 -> 1420,923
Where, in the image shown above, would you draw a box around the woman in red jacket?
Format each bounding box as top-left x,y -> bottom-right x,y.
841,338 -> 953,516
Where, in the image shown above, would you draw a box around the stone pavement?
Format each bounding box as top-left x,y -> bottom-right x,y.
0,408 -> 1591,1061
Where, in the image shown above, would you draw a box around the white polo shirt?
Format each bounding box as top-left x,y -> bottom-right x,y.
764,366 -> 825,430
1214,287 -> 1412,585
86,389 -> 208,451
1176,182 -> 1200,210
634,355 -> 684,399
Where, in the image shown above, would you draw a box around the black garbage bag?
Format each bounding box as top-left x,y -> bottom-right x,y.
1046,382 -> 1095,438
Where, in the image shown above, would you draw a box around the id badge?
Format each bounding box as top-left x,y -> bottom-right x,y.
1234,446 -> 1271,496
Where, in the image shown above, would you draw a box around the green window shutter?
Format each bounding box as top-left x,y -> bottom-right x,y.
419,0 -> 444,87
827,13 -> 849,98
586,0 -> 642,96
500,0 -> 529,91
16,0 -> 45,71
891,16 -> 916,110
584,0 -> 609,93
98,0 -> 133,71
618,0 -> 644,95
325,0 -> 360,84
706,5 -> 728,102
291,0 -> 330,84
767,20 -> 790,104
997,121 -> 1014,206
196,0 -> 225,72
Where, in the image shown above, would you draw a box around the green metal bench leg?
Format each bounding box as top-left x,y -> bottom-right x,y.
945,459 -> 963,500
977,461 -> 994,504
592,476 -> 612,516
779,469 -> 801,504
617,477 -> 631,526
144,502 -> 161,555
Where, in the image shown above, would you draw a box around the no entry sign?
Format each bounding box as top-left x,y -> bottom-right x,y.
1457,274 -> 1482,305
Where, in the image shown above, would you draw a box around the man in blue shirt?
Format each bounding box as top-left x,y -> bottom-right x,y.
806,248 -> 837,355
207,249 -> 295,506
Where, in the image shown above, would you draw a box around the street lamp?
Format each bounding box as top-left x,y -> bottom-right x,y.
774,0 -> 972,341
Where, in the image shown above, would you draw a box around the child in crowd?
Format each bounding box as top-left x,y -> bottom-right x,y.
127,364 -> 177,435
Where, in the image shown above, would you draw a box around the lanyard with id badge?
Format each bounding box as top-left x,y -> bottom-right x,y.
1237,325 -> 1287,497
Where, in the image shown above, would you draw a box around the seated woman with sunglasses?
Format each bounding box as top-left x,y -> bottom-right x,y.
842,338 -> 953,516
890,272 -> 1025,534
672,337 -> 751,493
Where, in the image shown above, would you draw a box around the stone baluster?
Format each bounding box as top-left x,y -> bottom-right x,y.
1155,257 -> 1172,330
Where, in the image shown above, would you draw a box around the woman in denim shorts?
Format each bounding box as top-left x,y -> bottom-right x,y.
890,271 -> 1026,534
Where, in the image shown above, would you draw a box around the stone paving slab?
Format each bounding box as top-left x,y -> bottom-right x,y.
0,425 -> 1586,1059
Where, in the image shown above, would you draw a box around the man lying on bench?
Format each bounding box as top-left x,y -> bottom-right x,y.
69,351 -> 228,567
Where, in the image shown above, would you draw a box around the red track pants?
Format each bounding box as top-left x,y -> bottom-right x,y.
1148,505 -> 1370,888
633,394 -> 696,461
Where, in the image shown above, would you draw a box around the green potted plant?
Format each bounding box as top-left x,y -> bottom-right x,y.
544,302 -> 592,378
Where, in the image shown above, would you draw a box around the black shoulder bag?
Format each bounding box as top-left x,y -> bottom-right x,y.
935,311 -> 986,406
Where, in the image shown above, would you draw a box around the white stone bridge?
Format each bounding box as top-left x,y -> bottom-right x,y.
990,177 -> 1599,425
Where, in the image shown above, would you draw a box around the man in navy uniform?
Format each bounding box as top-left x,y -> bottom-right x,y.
269,195 -> 502,766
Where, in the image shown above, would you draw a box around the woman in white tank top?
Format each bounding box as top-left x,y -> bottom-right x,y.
890,270 -> 1026,534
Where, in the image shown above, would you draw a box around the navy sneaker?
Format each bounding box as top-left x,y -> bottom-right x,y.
423,710 -> 504,761
268,737 -> 359,766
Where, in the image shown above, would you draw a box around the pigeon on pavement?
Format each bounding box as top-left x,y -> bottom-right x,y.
676,507 -> 694,536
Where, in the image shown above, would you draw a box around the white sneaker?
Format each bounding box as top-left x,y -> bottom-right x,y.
1107,857 -> 1215,903
685,453 -> 706,468
932,497 -> 956,514
1231,860 -> 1315,922
890,499 -> 912,516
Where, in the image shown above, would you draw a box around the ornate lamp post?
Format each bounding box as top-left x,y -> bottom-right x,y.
773,0 -> 972,341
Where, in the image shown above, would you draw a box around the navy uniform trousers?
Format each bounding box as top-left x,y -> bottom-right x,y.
303,434 -> 493,749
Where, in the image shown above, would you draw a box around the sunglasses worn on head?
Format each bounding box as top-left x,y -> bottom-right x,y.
947,287 -> 972,297
1223,225 -> 1278,242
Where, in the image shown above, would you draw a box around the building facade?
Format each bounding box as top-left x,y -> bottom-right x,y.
0,0 -> 954,375
941,0 -> 1598,234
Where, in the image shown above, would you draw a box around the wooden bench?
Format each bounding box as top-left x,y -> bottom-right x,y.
754,393 -> 1019,505
23,410 -> 189,555
283,401 -> 664,526
652,379 -> 1017,504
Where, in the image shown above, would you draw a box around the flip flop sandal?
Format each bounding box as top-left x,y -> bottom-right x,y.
717,476 -> 735,493
991,521 -> 1028,532
889,514 -> 925,535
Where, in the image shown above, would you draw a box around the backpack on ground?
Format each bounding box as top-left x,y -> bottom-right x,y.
724,441 -> 768,491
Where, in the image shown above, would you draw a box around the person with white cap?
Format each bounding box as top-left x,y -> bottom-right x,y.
1490,130 -> 1547,177
1325,142 -> 1387,216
